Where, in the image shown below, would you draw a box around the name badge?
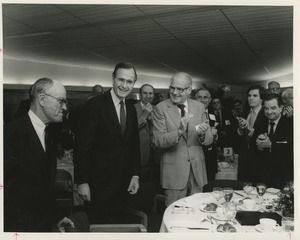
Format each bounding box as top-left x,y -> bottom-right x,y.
209,114 -> 216,121
225,120 -> 231,125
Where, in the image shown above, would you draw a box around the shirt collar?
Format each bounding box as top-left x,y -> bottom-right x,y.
110,89 -> 125,106
270,114 -> 281,125
251,104 -> 262,114
28,109 -> 46,135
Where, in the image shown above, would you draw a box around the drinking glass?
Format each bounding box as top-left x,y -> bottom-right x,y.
256,183 -> 267,199
223,201 -> 237,222
212,187 -> 224,204
243,182 -> 254,196
223,187 -> 234,202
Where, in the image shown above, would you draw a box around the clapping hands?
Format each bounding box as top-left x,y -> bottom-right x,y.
256,133 -> 271,150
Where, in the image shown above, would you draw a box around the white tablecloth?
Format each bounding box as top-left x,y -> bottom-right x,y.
159,191 -> 281,233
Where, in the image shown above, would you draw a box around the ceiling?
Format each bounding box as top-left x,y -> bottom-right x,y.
2,4 -> 294,86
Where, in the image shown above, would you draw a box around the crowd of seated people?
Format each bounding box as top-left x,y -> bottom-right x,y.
4,66 -> 293,232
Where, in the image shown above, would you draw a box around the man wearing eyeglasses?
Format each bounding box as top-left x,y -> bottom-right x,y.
74,62 -> 140,224
152,72 -> 213,206
4,77 -> 74,232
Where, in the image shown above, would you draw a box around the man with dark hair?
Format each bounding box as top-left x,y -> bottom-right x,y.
255,93 -> 293,188
4,77 -> 73,232
74,62 -> 140,223
236,85 -> 267,182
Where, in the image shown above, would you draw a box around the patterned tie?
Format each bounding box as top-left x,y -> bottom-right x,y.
177,104 -> 186,117
120,101 -> 126,136
269,121 -> 275,141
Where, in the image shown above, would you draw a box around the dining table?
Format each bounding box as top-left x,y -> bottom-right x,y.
159,188 -> 285,234
215,162 -> 238,180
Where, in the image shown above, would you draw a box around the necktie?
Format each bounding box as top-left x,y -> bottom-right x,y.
177,104 -> 186,117
44,125 -> 51,153
120,101 -> 126,136
269,121 -> 275,141
248,110 -> 256,128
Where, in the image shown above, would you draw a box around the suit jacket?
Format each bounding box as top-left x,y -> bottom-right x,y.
153,98 -> 213,190
4,114 -> 59,232
134,102 -> 153,168
236,107 -> 267,182
254,115 -> 293,188
74,91 -> 140,206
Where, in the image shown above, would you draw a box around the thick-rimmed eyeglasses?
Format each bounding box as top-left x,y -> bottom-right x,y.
169,86 -> 189,94
43,93 -> 67,106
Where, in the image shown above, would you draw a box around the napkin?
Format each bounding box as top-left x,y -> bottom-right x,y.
266,188 -> 280,194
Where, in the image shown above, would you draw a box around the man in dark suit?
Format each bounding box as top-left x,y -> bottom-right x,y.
134,84 -> 155,182
4,77 -> 74,232
73,62 -> 140,223
194,87 -> 218,181
236,85 -> 267,183
255,93 -> 293,188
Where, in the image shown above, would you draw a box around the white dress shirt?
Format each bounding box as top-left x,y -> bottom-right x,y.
28,110 -> 46,151
110,89 -> 126,123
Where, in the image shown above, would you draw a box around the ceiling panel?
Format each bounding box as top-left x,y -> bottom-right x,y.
2,4 -> 294,86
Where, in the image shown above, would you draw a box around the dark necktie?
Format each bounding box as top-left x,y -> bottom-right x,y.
269,121 -> 275,141
177,104 -> 186,117
44,125 -> 51,153
120,101 -> 126,136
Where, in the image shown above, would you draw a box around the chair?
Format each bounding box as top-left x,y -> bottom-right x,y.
203,180 -> 244,192
66,211 -> 147,232
55,169 -> 74,214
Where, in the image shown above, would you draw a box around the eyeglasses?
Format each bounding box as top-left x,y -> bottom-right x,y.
43,93 -> 67,107
169,86 -> 189,94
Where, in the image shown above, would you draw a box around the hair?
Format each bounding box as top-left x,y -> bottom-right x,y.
29,77 -> 54,103
268,81 -> 280,88
170,72 -> 193,87
194,87 -> 212,98
281,88 -> 293,100
139,84 -> 155,94
112,62 -> 137,82
246,85 -> 266,99
92,84 -> 104,93
263,93 -> 283,107
232,99 -> 243,105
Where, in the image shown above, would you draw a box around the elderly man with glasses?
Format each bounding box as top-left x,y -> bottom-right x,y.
152,72 -> 213,206
4,77 -> 73,232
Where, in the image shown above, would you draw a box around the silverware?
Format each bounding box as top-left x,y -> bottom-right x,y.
170,226 -> 209,230
207,215 -> 214,224
234,191 -> 244,197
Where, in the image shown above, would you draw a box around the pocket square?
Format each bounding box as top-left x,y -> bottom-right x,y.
276,141 -> 287,143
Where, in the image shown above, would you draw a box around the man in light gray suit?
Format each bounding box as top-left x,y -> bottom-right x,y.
153,72 -> 213,206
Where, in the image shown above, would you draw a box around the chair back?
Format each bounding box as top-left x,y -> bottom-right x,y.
203,180 -> 243,192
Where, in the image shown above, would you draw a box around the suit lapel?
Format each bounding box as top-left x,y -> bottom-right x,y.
24,115 -> 48,175
166,101 -> 181,128
104,92 -> 124,140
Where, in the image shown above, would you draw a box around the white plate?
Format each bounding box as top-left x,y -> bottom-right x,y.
255,224 -> 282,232
199,204 -> 217,213
212,214 -> 229,221
237,204 -> 261,211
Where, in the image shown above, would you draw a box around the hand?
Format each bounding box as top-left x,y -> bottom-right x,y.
127,176 -> 139,194
196,122 -> 210,134
237,117 -> 248,130
256,133 -> 271,149
57,217 -> 75,232
144,103 -> 153,113
77,183 -> 91,201
285,106 -> 293,117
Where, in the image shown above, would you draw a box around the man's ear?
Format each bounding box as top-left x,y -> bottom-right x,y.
39,93 -> 46,107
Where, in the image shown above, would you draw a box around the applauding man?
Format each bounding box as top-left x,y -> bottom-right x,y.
152,72 -> 213,206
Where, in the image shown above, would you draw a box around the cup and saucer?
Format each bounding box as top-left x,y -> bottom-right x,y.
255,218 -> 282,232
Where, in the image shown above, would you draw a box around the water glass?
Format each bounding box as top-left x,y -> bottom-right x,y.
243,182 -> 254,196
212,187 -> 224,204
281,217 -> 294,232
256,183 -> 267,199
223,201 -> 237,222
223,187 -> 234,202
